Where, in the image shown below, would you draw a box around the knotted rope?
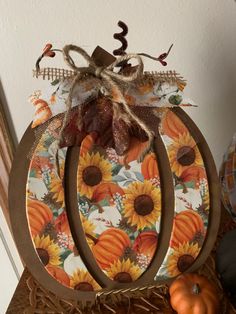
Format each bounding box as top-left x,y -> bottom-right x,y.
54,44 -> 154,155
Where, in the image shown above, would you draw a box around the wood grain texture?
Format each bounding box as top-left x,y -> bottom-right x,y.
0,100 -> 15,227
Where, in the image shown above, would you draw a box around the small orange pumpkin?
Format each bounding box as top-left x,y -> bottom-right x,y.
141,153 -> 159,180
171,210 -> 205,248
92,182 -> 124,205
179,166 -> 206,187
161,110 -> 188,139
27,199 -> 53,236
46,265 -> 70,287
133,231 -> 158,259
80,132 -> 97,156
92,228 -> 131,269
32,99 -> 52,128
118,137 -> 149,167
169,273 -> 220,314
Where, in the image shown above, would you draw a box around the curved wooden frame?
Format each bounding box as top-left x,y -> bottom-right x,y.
8,106 -> 220,301
171,108 -> 221,272
64,131 -> 175,289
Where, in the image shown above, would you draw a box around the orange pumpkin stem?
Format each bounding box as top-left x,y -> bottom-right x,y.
192,283 -> 201,295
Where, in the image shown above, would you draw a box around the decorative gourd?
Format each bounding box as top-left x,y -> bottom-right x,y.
170,210 -> 205,248
161,109 -> 188,139
169,273 -> 220,314
216,229 -> 236,306
133,231 -> 158,259
27,199 -> 53,236
141,153 -> 159,180
92,228 -> 131,269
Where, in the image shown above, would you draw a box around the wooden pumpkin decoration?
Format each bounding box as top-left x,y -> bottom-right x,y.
169,273 -> 220,314
9,39 -> 220,304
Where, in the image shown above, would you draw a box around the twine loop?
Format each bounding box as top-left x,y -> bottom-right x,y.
62,44 -> 144,82
57,44 -> 153,157
95,66 -> 105,78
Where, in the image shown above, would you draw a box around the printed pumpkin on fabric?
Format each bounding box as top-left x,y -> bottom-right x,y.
26,119 -> 101,291
23,74 -> 214,291
77,134 -> 161,280
155,109 -> 210,279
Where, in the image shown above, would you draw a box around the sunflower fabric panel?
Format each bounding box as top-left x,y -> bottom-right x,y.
155,109 -> 210,279
26,118 -> 101,291
77,134 -> 161,282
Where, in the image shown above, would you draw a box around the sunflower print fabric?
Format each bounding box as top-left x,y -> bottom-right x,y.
77,135 -> 161,281
26,118 -> 101,291
26,79 -> 210,286
155,108 -> 210,279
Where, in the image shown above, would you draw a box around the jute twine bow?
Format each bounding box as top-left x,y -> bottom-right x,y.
56,44 -> 154,155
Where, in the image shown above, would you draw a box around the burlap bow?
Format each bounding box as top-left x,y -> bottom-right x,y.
57,44 -> 154,156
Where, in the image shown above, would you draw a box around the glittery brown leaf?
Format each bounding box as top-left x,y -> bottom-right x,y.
113,118 -> 130,155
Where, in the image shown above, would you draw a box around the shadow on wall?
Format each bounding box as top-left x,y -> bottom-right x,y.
0,78 -> 18,149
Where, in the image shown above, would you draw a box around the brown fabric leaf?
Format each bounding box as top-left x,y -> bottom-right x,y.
130,106 -> 160,137
113,118 -> 130,155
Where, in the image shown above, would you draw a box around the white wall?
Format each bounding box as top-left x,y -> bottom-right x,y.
0,209 -> 23,313
0,0 -> 236,168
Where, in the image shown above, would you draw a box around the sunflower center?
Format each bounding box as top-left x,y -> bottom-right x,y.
134,194 -> 154,216
114,272 -> 133,283
177,254 -> 195,272
177,146 -> 195,166
74,282 -> 94,291
36,248 -> 50,266
82,166 -> 102,186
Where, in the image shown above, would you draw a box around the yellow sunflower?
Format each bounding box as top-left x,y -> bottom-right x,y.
77,152 -> 112,199
123,180 -> 161,230
167,242 -> 200,277
33,235 -> 61,266
168,132 -> 202,176
70,269 -> 101,291
50,175 -> 65,207
106,259 -> 141,283
80,213 -> 97,247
